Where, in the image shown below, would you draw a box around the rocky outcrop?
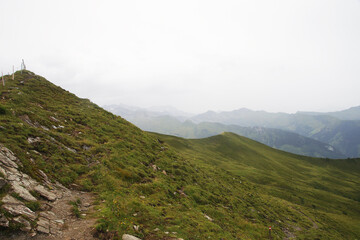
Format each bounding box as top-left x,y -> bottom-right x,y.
0,144 -> 67,235
0,145 -> 58,202
1,195 -> 37,220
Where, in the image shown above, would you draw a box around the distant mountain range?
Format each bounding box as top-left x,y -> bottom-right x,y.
104,104 -> 360,158
189,107 -> 360,158
298,106 -> 360,120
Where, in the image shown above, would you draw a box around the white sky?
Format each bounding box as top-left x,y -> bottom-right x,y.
1,0 -> 360,114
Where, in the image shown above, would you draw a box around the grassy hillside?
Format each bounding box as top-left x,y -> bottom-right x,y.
0,71 -> 359,239
151,132 -> 360,239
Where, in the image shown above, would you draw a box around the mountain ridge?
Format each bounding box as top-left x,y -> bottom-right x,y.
105,106 -> 346,159
0,70 -> 359,239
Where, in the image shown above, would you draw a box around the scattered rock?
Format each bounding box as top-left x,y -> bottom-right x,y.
41,125 -> 50,131
140,196 -> 145,199
38,170 -> 50,182
122,234 -> 142,240
49,116 -> 60,122
150,164 -> 158,171
82,145 -> 91,151
153,228 -> 160,231
65,147 -> 77,153
83,202 -> 91,207
27,137 -> 41,144
34,184 -> 57,201
177,188 -> 187,197
133,225 -> 140,231
54,219 -> 64,225
39,211 -> 56,220
204,214 -> 213,222
162,170 -> 167,175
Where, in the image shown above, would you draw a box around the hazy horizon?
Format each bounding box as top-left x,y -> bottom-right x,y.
103,102 -> 360,115
1,0 -> 360,114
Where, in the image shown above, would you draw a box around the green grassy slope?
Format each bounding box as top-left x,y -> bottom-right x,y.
1,71 -> 359,239
151,132 -> 360,239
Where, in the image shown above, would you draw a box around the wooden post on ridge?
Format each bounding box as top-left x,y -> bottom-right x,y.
21,59 -> 26,74
2,72 -> 4,86
22,59 -> 26,70
12,66 -> 14,80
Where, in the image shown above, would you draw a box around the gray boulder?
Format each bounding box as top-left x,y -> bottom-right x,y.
122,234 -> 142,240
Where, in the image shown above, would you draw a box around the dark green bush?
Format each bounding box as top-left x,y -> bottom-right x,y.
0,105 -> 6,115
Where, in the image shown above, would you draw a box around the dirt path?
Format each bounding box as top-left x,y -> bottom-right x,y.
2,190 -> 98,240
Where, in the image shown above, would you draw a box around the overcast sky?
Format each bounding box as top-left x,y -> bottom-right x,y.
1,0 -> 360,114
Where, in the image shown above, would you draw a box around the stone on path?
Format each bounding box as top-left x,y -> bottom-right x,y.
122,234 -> 142,240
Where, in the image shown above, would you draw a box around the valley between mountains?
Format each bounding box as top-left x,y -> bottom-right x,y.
0,71 -> 359,239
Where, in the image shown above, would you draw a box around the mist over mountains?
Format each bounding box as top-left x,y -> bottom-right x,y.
104,104 -> 360,158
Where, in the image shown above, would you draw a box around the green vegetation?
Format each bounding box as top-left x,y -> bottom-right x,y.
69,198 -> 82,218
151,132 -> 360,239
25,201 -> 41,212
0,71 -> 359,239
